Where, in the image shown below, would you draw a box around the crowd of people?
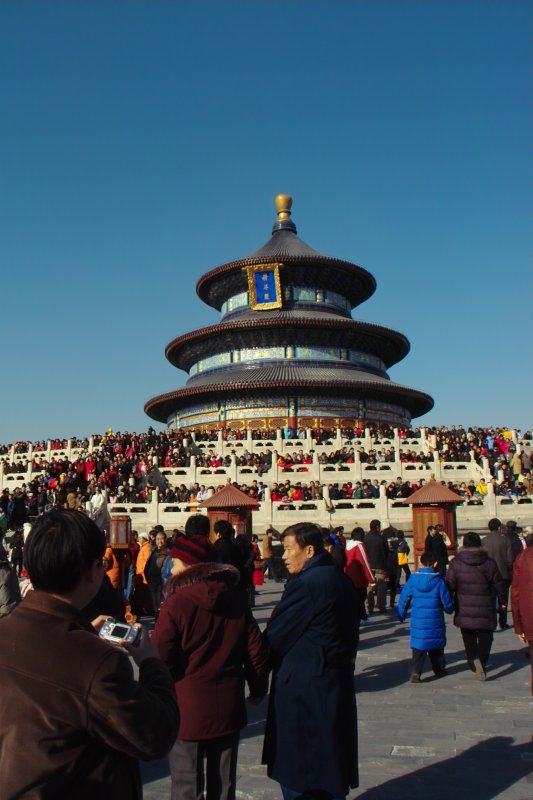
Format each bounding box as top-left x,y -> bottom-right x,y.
1,426 -> 532,533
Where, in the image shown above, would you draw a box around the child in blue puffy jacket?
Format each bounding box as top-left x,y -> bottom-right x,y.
397,552 -> 454,682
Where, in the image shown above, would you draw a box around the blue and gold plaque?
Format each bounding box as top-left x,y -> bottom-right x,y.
244,263 -> 283,311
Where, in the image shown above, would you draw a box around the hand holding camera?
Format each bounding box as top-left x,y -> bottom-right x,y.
99,620 -> 159,665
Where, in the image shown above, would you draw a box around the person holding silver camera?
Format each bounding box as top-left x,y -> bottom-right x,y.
0,510 -> 179,799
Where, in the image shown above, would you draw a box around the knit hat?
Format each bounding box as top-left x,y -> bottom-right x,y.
168,535 -> 212,565
138,531 -> 150,541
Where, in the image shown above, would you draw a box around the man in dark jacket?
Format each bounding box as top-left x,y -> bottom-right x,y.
0,510 -> 178,799
482,517 -> 514,629
364,519 -> 389,613
424,525 -> 449,576
213,519 -> 247,589
505,520 -> 524,562
262,522 -> 359,800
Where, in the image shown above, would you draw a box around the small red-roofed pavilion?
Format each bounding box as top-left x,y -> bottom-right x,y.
197,483 -> 260,538
403,481 -> 463,565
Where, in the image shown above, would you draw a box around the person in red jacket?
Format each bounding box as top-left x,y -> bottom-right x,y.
152,535 -> 269,800
511,540 -> 533,701
344,527 -> 375,624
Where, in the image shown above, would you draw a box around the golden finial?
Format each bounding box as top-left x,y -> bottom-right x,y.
275,194 -> 293,221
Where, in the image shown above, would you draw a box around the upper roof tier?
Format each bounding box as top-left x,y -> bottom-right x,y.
196,195 -> 377,311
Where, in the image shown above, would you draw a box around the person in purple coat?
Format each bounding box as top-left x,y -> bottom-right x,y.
446,532 -> 507,681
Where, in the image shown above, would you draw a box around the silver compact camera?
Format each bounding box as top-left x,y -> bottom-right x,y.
99,619 -> 140,646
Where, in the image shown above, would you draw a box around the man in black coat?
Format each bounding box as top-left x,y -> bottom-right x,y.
364,519 -> 389,613
424,525 -> 449,577
262,523 -> 359,800
482,517 -> 514,629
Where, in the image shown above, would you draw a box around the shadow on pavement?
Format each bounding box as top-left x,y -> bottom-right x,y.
354,736 -> 533,800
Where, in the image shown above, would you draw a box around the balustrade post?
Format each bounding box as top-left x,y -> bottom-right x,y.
46,440 -> 52,461
26,460 -> 32,483
364,428 -> 372,450
151,488 -> 159,527
230,453 -> 237,484
67,439 -> 73,460
306,429 -> 312,440
246,429 -> 252,449
511,429 -> 518,444
190,455 -> 196,484
89,436 -> 95,454
9,445 -> 15,461
420,427 -> 427,445
272,450 -> 279,483
378,493 -> 389,525
217,430 -> 223,450
393,427 -> 400,447
0,460 -> 4,492
485,481 -> 497,516
28,442 -> 33,462
481,456 -> 491,480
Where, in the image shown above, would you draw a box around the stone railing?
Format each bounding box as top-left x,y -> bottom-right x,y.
106,489 -> 532,534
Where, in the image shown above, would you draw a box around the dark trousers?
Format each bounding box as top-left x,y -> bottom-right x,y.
397,564 -> 411,587
169,732 -> 239,800
367,570 -> 388,612
353,587 -> 368,621
281,786 -> 344,800
460,629 -> 493,669
264,557 -> 280,582
411,647 -> 445,677
498,580 -> 510,628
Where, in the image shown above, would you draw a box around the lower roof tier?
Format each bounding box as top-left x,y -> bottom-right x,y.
144,367 -> 434,424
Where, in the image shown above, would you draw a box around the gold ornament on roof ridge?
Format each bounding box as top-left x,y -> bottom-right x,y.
275,194 -> 292,221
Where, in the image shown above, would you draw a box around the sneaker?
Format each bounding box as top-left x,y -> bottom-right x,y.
474,659 -> 486,681
410,674 -> 421,683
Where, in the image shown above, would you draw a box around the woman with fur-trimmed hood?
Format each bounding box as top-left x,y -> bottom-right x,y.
152,534 -> 269,800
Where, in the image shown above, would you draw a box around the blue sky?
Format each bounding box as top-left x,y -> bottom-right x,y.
1,0 -> 531,442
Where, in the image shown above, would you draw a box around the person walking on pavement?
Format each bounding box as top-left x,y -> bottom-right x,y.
262,527 -> 282,582
446,531 -> 507,680
397,551 -> 454,682
482,517 -> 515,630
364,519 -> 389,614
510,542 -> 533,712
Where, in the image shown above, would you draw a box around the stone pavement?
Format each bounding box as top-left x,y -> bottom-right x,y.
142,582 -> 533,800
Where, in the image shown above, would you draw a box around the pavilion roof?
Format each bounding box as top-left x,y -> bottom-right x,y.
197,484 -> 260,508
403,481 -> 464,505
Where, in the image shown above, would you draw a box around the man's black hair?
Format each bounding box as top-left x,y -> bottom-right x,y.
420,552 -> 434,567
213,519 -> 235,539
488,518 -> 501,531
463,531 -> 482,549
282,522 -> 324,554
184,515 -> 211,538
24,510 -> 106,594
351,527 -> 365,542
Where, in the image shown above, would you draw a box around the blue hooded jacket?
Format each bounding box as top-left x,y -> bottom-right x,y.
397,567 -> 453,650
